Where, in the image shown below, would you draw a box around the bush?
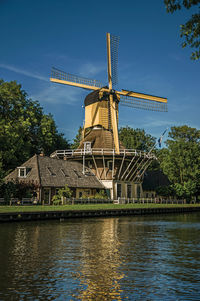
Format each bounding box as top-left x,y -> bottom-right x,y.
94,190 -> 107,199
52,185 -> 72,205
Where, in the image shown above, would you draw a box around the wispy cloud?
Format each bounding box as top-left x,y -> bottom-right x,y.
78,62 -> 106,78
32,84 -> 86,105
0,63 -> 48,82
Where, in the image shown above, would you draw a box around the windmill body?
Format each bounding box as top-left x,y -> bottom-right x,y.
50,33 -> 167,200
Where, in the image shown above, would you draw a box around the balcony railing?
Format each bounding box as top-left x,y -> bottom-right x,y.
50,148 -> 157,159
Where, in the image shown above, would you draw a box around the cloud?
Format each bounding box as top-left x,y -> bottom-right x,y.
0,63 -> 48,82
78,62 -> 106,79
32,83 -> 86,105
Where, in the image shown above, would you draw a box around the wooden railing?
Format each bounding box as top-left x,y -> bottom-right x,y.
51,148 -> 157,159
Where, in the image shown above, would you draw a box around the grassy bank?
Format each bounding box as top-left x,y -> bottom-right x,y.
0,203 -> 200,213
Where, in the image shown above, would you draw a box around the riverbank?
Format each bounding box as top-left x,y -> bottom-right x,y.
0,204 -> 200,222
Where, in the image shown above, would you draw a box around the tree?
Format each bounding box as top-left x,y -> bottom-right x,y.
160,125 -> 200,199
164,0 -> 200,60
71,126 -> 83,149
52,185 -> 72,205
0,79 -> 70,178
119,126 -> 156,152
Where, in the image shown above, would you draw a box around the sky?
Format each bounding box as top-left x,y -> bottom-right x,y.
0,0 -> 199,145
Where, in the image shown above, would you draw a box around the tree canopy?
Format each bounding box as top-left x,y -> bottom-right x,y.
0,79 -> 69,178
119,126 -> 156,152
71,126 -> 83,149
164,0 -> 200,60
159,125 -> 200,199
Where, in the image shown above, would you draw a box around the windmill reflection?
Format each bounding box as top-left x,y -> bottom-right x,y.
76,218 -> 124,300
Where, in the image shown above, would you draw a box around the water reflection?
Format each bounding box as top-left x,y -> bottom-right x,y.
77,218 -> 124,300
0,213 -> 200,300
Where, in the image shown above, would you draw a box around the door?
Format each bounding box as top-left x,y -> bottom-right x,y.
117,183 -> 122,199
43,188 -> 51,204
127,184 -> 132,198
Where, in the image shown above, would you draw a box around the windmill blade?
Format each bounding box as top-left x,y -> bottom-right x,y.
106,33 -> 112,89
120,89 -> 167,103
50,67 -> 103,91
109,94 -> 120,154
120,95 -> 168,112
110,34 -> 120,86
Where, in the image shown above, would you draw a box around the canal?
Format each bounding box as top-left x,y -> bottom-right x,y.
0,213 -> 200,300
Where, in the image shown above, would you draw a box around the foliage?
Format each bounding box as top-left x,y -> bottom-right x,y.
160,125 -> 200,199
164,0 -> 200,60
155,185 -> 174,197
119,127 -> 156,152
71,126 -> 83,149
0,79 -> 70,179
93,190 -> 107,199
0,180 -> 38,203
52,185 -> 72,205
0,182 -> 16,204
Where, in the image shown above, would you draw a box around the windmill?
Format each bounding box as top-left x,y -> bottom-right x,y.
50,33 -> 167,155
50,33 -> 167,200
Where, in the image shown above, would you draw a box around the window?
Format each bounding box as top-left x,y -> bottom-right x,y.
47,167 -> 56,176
117,183 -> 122,198
74,169 -> 82,178
137,185 -> 141,199
18,167 -> 31,178
60,168 -> 69,177
127,184 -> 132,198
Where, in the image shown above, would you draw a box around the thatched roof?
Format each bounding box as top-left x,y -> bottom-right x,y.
78,128 -> 125,150
84,87 -> 119,106
5,155 -> 104,189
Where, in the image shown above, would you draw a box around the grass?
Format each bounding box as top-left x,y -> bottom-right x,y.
0,203 -> 200,213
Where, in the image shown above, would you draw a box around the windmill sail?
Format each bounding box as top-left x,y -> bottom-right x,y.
110,34 -> 120,86
51,67 -> 103,90
120,95 -> 168,112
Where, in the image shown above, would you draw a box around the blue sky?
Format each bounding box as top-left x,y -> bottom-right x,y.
0,0 -> 199,144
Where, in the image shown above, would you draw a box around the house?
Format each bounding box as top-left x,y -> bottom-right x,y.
5,154 -> 104,204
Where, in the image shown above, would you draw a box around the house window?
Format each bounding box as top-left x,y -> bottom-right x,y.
107,161 -> 113,170
84,190 -> 90,196
117,183 -> 122,198
47,167 -> 56,176
18,167 -> 31,178
74,169 -> 82,178
137,185 -> 141,199
18,168 -> 26,178
60,168 -> 69,177
127,184 -> 132,198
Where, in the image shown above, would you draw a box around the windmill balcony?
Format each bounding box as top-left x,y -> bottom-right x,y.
50,148 -> 157,160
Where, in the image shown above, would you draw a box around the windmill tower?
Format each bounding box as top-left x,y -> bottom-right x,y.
50,33 -> 167,200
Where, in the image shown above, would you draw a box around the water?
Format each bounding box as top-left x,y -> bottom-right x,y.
0,213 -> 200,300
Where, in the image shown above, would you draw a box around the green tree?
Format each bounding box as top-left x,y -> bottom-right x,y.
160,125 -> 200,199
164,0 -> 200,60
52,185 -> 72,205
119,126 -> 156,152
0,79 -> 69,178
71,126 -> 83,149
